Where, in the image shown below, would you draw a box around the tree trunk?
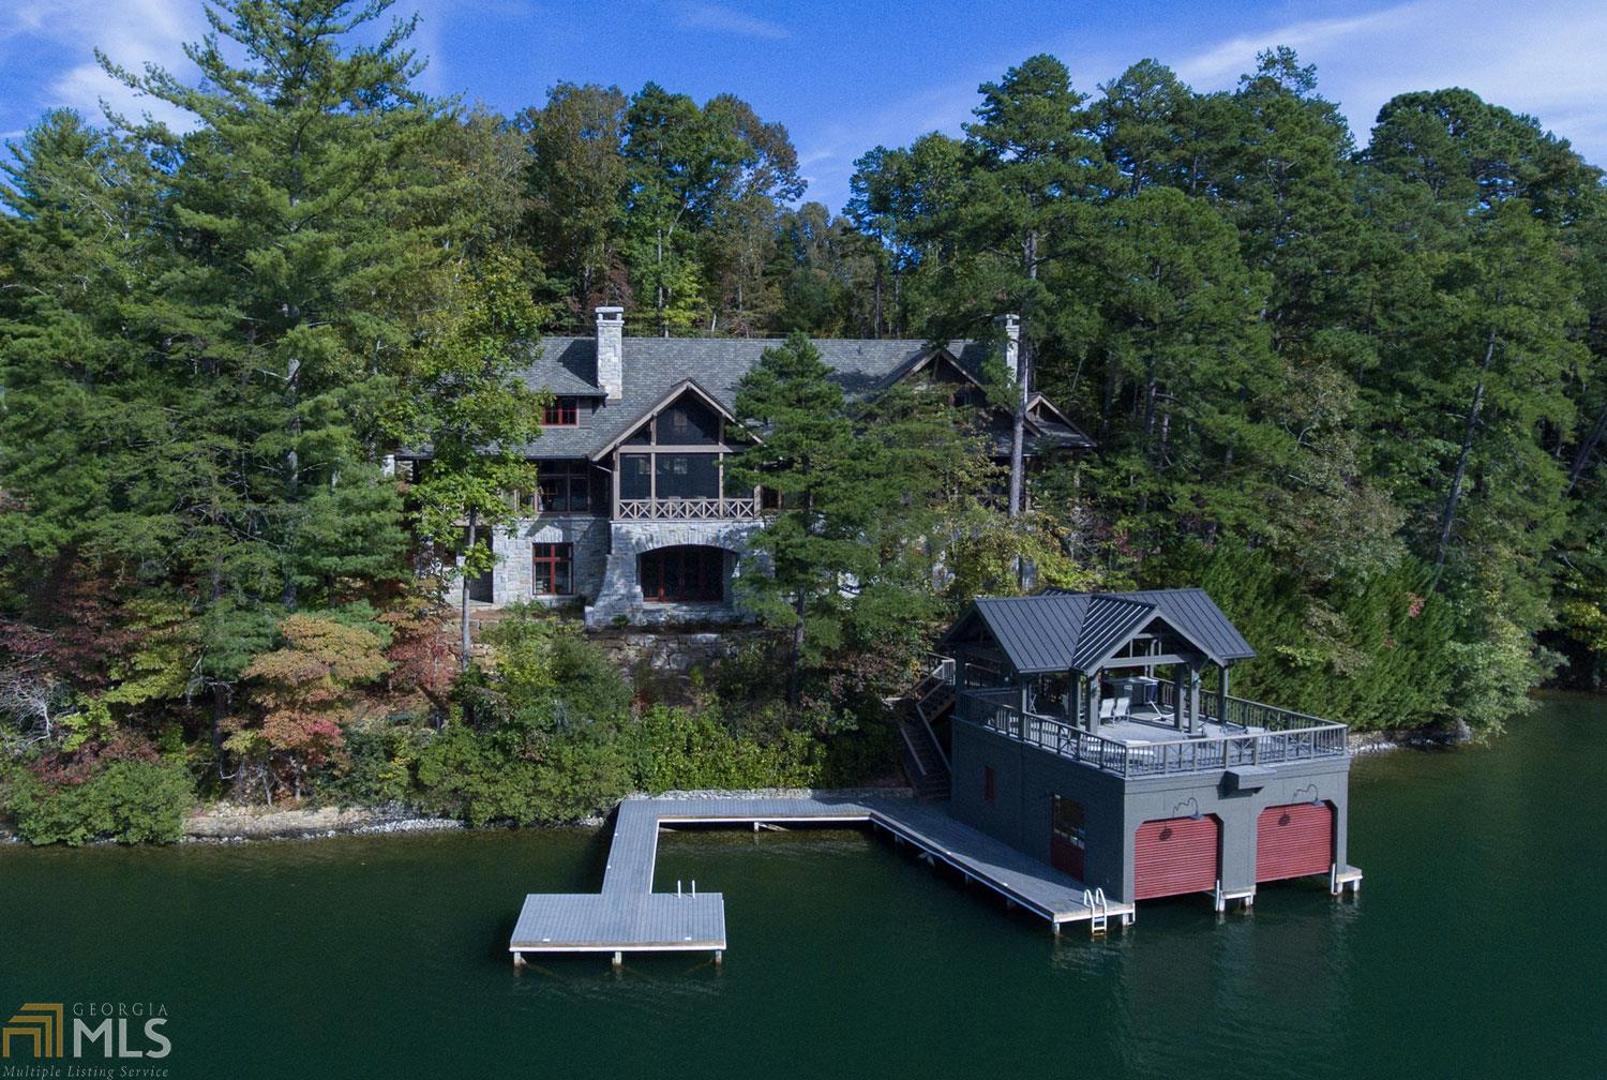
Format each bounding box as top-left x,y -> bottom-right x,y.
283,351 -> 301,610
1008,230 -> 1036,519
1434,329 -> 1498,579
210,683 -> 227,772
1567,399 -> 1607,494
656,227 -> 668,337
786,591 -> 806,707
871,260 -> 884,339
460,506 -> 477,672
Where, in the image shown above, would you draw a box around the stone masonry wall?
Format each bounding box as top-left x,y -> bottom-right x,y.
491,515 -> 610,606
586,519 -> 764,628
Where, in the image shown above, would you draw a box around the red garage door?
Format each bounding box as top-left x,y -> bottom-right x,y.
1256,802 -> 1333,882
1133,816 -> 1220,900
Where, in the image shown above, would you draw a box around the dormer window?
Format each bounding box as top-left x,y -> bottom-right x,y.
543,397 -> 580,426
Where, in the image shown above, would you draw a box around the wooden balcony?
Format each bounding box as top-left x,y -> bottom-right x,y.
614,496 -> 761,522
956,687 -> 1348,779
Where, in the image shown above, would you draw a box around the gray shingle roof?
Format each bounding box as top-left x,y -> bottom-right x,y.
946,588 -> 1255,675
512,335 -> 1092,459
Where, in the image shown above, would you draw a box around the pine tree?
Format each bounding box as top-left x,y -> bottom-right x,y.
950,55 -> 1113,516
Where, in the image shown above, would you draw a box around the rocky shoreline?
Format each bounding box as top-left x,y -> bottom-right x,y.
180,802 -> 465,843
1349,722 -> 1471,755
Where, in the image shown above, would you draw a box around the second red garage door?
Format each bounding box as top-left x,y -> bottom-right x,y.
1256,802 -> 1333,882
1133,815 -> 1220,900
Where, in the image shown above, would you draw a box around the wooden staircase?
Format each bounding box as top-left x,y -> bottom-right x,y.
899,660 -> 955,800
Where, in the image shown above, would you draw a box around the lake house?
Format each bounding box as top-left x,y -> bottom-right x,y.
400,307 -> 1091,628
923,587 -> 1362,909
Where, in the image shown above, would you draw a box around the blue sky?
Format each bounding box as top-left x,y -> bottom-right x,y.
3,0 -> 1604,212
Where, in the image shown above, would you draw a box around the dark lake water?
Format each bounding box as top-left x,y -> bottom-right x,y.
3,696 -> 1604,1079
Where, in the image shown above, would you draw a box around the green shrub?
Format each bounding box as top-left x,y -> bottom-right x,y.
629,704 -> 823,791
2,760 -> 195,845
326,721 -> 430,805
413,724 -> 630,825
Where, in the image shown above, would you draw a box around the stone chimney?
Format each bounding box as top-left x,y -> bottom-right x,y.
995,313 -> 1021,383
595,306 -> 624,401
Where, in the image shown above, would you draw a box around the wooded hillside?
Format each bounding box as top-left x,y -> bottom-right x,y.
1,1 -> 1602,839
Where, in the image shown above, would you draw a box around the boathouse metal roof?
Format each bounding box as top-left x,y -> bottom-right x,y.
945,588 -> 1255,675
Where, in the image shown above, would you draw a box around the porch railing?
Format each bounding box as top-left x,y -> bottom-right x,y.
615,497 -> 760,521
1155,680 -> 1334,732
957,687 -> 1348,779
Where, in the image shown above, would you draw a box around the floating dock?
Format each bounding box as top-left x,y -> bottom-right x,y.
509,794 -> 1135,966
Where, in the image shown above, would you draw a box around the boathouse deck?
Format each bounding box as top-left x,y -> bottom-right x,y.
509,794 -> 1135,964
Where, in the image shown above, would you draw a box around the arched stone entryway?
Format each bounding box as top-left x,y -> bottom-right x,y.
638,544 -> 728,603
585,520 -> 762,627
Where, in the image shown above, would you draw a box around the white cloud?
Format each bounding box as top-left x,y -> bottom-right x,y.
1173,5 -> 1422,85
672,3 -> 789,40
0,0 -> 202,128
1171,0 -> 1607,150
796,0 -> 1607,211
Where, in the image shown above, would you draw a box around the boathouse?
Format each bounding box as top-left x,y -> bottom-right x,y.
936,588 -> 1360,908
507,586 -> 1361,965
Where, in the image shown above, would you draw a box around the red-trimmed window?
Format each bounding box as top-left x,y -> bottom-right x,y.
543,397 -> 580,426
983,765 -> 997,804
532,543 -> 573,595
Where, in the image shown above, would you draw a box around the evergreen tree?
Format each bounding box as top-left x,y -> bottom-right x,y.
949,54 -> 1113,516
396,255 -> 544,670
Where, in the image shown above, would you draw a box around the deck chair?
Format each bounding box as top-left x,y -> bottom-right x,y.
1098,698 -> 1117,721
1113,695 -> 1132,718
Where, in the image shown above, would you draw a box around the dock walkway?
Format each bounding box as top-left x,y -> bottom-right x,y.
509,793 -> 1134,964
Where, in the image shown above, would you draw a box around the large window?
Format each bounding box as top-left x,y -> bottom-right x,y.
532,543 -> 573,595
638,545 -> 724,602
619,454 -> 652,499
539,462 -> 591,511
537,461 -> 592,513
654,453 -> 720,498
542,397 -> 580,426
506,462 -> 593,515
659,396 -> 720,444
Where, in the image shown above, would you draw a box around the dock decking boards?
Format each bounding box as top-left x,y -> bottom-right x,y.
509,793 -> 1136,962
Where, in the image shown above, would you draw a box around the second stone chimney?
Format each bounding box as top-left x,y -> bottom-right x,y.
595,306 -> 624,401
995,313 -> 1021,383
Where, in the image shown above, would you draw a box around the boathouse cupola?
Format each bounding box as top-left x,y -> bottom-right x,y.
595,305 -> 624,401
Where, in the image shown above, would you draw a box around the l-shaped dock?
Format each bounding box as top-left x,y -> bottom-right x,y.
509,793 -> 1134,967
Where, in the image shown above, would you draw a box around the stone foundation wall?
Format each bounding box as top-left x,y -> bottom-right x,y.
590,627 -> 770,675
491,515 -> 610,605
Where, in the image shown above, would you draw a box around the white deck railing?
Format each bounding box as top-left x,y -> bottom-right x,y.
615,497 -> 760,521
957,688 -> 1348,778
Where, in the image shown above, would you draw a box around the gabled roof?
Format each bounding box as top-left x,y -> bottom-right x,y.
511,335 -> 1094,460
1044,588 -> 1256,666
1070,595 -> 1160,671
586,378 -> 743,462
941,588 -> 1255,675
